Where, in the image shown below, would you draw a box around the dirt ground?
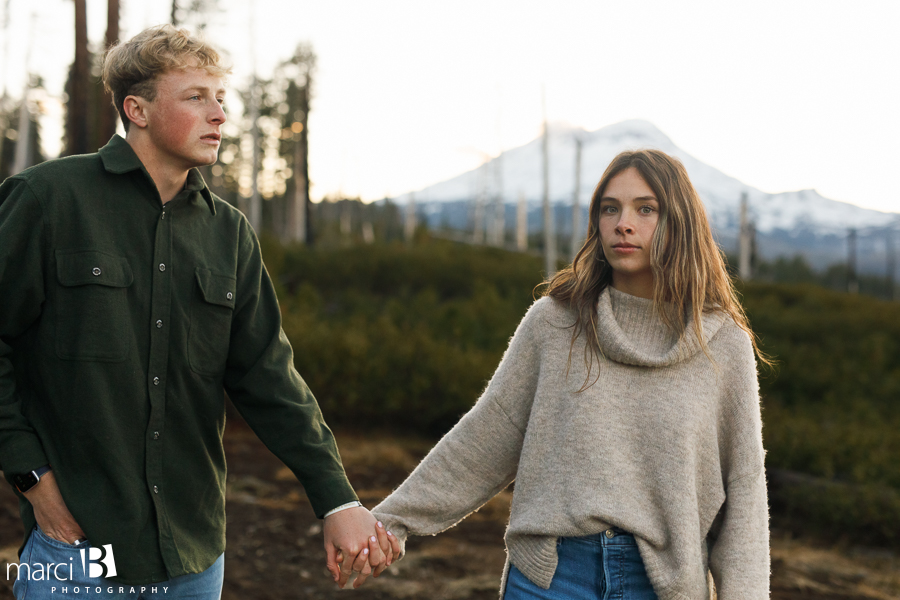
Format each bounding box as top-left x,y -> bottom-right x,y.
2,421 -> 898,599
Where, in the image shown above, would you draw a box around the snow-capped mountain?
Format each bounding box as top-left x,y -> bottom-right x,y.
394,120 -> 898,272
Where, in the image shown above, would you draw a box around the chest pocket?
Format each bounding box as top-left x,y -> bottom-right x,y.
55,250 -> 134,362
189,268 -> 236,376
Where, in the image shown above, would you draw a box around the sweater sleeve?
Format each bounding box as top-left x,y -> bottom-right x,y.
372,298 -> 546,555
707,326 -> 770,599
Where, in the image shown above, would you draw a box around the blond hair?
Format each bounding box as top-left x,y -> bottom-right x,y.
102,24 -> 230,131
545,149 -> 772,389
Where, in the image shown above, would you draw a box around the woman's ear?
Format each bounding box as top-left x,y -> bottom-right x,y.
122,95 -> 149,130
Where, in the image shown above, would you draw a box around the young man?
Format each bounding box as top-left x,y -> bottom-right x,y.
0,25 -> 388,599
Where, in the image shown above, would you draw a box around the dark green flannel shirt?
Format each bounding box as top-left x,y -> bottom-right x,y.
0,136 -> 358,583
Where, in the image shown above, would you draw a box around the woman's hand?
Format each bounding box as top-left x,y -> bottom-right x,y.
335,520 -> 403,586
323,506 -> 387,588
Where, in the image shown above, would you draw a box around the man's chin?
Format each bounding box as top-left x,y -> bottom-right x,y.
193,152 -> 220,168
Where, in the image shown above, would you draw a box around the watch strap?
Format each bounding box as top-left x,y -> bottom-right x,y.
13,465 -> 51,494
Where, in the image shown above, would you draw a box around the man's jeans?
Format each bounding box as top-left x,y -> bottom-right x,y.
12,527 -> 224,600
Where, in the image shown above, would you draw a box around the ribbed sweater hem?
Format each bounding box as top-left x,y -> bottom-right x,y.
507,535 -> 559,589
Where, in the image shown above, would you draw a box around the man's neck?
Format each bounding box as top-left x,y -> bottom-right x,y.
125,133 -> 190,205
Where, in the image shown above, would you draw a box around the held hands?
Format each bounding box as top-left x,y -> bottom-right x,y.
22,471 -> 86,545
322,506 -> 401,588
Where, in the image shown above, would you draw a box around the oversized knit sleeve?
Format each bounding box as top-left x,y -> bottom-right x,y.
372,298 -> 546,554
707,325 -> 770,599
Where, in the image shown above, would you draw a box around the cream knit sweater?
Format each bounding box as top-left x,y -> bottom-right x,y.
373,287 -> 770,599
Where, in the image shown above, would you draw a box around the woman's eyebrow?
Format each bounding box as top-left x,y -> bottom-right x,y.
600,195 -> 657,202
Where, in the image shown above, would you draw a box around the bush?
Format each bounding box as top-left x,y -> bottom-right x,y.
741,282 -> 900,490
270,239 -> 544,434
263,239 -> 900,546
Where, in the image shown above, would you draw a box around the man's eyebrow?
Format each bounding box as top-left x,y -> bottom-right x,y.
182,85 -> 227,95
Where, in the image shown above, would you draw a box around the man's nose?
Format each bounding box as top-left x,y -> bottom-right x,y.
210,103 -> 226,124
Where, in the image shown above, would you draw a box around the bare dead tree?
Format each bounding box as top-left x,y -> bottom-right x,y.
64,0 -> 90,156
97,0 -> 120,143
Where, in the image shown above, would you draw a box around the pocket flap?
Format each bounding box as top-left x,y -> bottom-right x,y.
56,250 -> 133,288
195,268 -> 236,309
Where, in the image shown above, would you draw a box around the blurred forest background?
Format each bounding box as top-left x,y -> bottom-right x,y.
0,0 -> 897,589
257,228 -> 900,553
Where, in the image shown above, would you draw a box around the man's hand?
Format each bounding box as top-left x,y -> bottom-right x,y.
323,506 -> 386,589
23,471 -> 85,545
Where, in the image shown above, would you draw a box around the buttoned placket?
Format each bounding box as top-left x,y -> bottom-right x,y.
146,201 -> 174,541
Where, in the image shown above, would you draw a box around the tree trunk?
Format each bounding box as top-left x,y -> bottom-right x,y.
299,80 -> 312,245
97,0 -> 120,144
66,0 -> 90,156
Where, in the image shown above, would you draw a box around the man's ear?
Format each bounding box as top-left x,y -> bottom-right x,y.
123,95 -> 149,130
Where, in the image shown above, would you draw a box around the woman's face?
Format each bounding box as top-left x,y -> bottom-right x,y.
598,167 -> 660,298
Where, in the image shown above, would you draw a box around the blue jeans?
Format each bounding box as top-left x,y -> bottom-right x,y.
505,530 -> 659,600
12,527 -> 224,600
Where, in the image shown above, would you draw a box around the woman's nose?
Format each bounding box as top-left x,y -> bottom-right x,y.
615,215 -> 635,234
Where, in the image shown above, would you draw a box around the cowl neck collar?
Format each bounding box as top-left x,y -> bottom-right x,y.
596,286 -> 727,367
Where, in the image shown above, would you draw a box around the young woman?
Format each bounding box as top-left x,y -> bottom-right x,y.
363,149 -> 771,599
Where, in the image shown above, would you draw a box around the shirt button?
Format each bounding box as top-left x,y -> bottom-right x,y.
153,486 -> 159,494
226,292 -> 233,300
156,320 -> 163,328
605,529 -> 615,539
153,431 -> 160,440
92,267 -> 101,276
153,377 -> 160,385
161,212 -> 166,220
158,263 -> 166,272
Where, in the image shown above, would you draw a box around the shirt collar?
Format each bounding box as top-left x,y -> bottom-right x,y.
99,135 -> 217,215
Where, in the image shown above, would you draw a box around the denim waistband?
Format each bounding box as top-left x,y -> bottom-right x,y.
562,528 -> 637,547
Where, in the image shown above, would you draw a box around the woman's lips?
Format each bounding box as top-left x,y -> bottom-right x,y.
612,244 -> 640,254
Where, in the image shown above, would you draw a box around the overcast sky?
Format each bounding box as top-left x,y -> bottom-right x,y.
2,0 -> 899,213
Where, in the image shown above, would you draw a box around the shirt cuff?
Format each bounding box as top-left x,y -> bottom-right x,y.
323,501 -> 362,518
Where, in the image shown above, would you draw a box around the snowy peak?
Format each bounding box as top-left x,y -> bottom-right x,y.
404,119 -> 898,236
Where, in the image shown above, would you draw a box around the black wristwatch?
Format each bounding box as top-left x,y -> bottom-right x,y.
13,465 -> 52,494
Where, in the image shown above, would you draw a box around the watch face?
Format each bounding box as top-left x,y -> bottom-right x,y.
13,472 -> 39,493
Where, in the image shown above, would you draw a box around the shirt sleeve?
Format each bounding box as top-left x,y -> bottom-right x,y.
0,176 -> 50,474
372,298 -> 545,556
222,218 -> 357,518
707,327 -> 771,598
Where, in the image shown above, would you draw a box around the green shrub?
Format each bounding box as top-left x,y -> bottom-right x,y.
741,282 -> 900,490
271,240 -> 543,435
262,239 -> 900,545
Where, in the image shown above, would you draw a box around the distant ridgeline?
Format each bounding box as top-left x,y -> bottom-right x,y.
260,237 -> 900,548
387,120 -> 899,277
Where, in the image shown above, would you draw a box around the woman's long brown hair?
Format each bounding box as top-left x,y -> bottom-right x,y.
543,149 -> 773,390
